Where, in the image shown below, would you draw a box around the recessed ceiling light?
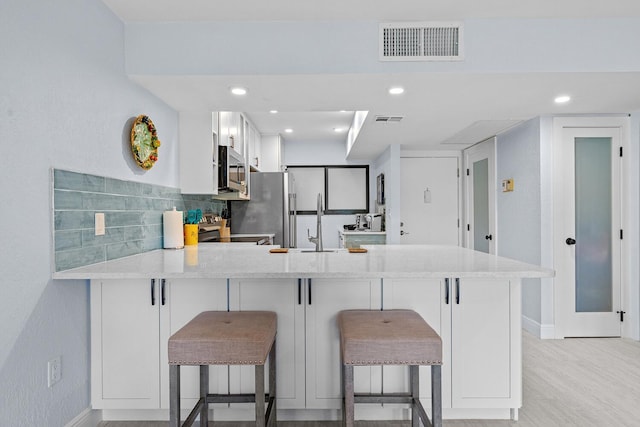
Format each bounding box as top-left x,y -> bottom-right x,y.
284,128 -> 293,133
230,87 -> 247,96
554,95 -> 571,104
334,128 -> 346,133
389,87 -> 404,95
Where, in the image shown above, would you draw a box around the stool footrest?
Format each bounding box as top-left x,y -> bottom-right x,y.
353,394 -> 432,427
205,393 -> 273,404
354,393 -> 413,404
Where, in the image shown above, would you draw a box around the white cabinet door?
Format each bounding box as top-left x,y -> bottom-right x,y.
305,278 -> 381,409
451,278 -> 518,408
91,279 -> 160,409
179,111 -> 218,194
159,279 -> 228,409
382,278 -> 449,408
260,134 -> 282,172
229,278 -> 306,409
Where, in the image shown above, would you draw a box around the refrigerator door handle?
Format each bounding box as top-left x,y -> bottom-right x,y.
291,193 -> 297,248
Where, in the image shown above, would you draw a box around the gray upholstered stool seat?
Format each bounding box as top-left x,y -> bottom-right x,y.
338,309 -> 442,427
168,311 -> 277,427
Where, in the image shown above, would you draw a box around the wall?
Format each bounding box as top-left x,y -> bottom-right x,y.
0,0 -> 178,424
496,119 -> 542,324
283,139 -> 371,248
53,169 -> 226,271
372,145 -> 401,244
125,19 -> 640,75
627,112 -> 640,340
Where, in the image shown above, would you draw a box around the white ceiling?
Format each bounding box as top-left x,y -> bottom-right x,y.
106,0 -> 640,160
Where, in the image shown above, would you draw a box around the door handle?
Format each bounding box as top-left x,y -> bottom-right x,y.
445,278 -> 450,305
150,279 -> 156,306
485,234 -> 493,241
566,238 -> 576,245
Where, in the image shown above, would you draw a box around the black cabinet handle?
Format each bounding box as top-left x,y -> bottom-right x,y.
298,279 -> 302,305
151,279 -> 156,306
308,279 -> 312,305
485,234 -> 493,241
445,278 -> 450,305
455,278 -> 460,305
566,238 -> 576,245
161,279 -> 166,306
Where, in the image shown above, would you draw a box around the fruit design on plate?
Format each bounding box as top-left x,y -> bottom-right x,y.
130,115 -> 161,169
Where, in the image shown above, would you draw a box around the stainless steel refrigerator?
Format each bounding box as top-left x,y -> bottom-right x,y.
229,172 -> 297,248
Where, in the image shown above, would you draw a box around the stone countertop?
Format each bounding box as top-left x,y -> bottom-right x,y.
53,244 -> 554,280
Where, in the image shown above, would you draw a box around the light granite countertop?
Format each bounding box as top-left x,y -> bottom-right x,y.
53,244 -> 554,280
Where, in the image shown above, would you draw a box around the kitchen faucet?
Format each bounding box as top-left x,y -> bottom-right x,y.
307,193 -> 323,252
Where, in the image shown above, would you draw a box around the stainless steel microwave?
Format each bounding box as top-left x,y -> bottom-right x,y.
218,145 -> 246,194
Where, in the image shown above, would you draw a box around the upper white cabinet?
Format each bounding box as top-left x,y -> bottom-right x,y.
260,134 -> 283,172
179,111 -> 219,194
219,111 -> 244,159
247,120 -> 262,171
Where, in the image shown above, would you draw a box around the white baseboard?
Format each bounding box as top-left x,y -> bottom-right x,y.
522,315 -> 556,339
65,408 -> 101,427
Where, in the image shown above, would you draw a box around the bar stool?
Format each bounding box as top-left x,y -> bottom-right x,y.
168,311 -> 277,427
338,309 -> 442,427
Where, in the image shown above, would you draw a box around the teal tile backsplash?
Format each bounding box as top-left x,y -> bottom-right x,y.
53,169 -> 227,271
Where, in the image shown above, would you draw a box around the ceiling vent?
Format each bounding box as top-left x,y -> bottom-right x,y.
375,115 -> 404,123
379,22 -> 463,61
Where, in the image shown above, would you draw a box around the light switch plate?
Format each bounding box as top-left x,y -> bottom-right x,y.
95,213 -> 105,236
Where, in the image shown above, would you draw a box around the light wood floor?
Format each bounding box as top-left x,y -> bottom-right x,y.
100,331 -> 640,427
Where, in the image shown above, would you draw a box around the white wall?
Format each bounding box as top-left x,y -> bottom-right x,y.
372,145 -> 401,244
0,0 -> 178,424
496,119 -> 543,324
628,112 -> 640,340
125,19 -> 640,75
283,139 -> 371,248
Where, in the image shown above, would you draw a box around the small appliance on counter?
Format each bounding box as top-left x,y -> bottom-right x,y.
365,213 -> 383,232
354,213 -> 383,232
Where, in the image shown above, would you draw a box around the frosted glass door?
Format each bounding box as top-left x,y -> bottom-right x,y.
574,137 -> 612,312
464,139 -> 496,254
473,158 -> 490,253
555,121 -> 622,338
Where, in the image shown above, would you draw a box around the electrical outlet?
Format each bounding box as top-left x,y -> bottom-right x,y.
48,356 -> 61,388
95,212 -> 105,236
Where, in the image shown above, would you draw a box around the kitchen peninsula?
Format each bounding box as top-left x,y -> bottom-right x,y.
54,245 -> 553,423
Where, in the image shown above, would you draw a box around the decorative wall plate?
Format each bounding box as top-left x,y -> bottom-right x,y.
130,115 -> 161,169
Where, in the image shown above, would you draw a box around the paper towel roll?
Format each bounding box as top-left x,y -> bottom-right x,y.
163,208 -> 184,249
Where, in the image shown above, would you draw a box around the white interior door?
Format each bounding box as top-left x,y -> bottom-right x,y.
554,123 -> 623,337
400,157 -> 459,244
464,138 -> 496,254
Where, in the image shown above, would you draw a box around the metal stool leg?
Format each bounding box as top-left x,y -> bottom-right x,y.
268,342 -> 277,426
255,364 -> 265,427
343,364 -> 354,427
170,364 -> 181,427
200,365 -> 209,426
431,364 -> 442,427
410,365 -> 420,427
